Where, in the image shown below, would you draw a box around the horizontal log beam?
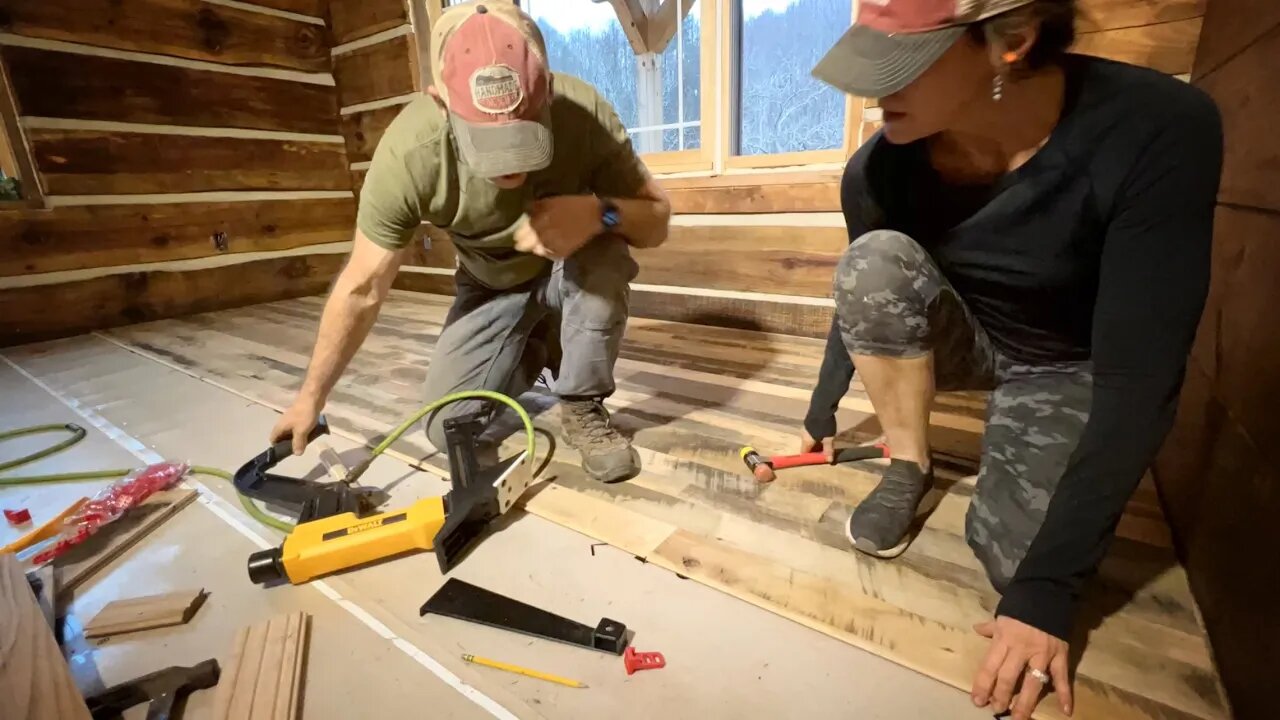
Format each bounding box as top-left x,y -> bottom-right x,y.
0,198 -> 355,276
28,129 -> 350,195
0,0 -> 329,71
2,46 -> 342,134
0,253 -> 344,346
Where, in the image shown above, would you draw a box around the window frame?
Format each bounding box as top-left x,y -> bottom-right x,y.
0,56 -> 44,208
430,0 -> 867,178
718,0 -> 858,171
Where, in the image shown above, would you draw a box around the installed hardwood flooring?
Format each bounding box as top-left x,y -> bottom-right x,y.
83,291 -> 1224,720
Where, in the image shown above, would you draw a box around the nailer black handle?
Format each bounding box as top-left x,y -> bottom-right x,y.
267,415 -> 330,463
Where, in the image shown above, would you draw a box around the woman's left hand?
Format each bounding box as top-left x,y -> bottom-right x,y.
971,616 -> 1073,719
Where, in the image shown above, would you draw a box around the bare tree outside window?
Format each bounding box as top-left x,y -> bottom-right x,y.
737,0 -> 848,156
524,0 -> 700,154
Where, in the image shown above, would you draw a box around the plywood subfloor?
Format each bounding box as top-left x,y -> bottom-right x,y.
90,292 -> 1223,720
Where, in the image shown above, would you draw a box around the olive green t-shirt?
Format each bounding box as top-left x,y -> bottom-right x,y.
356,74 -> 649,289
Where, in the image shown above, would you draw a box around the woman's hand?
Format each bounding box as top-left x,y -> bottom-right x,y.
971,616 -> 1073,719
799,430 -> 834,462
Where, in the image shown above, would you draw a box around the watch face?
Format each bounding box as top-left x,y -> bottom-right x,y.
602,202 -> 621,229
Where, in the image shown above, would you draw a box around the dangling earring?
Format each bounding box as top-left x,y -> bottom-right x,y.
993,50 -> 1016,102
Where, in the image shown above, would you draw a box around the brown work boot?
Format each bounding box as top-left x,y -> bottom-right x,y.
560,399 -> 640,483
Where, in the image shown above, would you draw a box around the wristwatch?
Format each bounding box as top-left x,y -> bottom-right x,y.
600,198 -> 621,232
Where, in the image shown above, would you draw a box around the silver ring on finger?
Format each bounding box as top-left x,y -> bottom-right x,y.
1027,668 -> 1050,685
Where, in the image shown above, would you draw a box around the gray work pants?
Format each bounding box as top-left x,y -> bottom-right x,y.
420,234 -> 638,450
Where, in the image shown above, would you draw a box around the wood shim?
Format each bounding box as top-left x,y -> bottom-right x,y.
83,588 -> 208,639
213,612 -> 310,720
54,488 -> 198,602
0,555 -> 92,720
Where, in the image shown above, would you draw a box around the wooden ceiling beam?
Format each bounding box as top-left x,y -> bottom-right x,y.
607,0 -> 652,54
646,0 -> 697,54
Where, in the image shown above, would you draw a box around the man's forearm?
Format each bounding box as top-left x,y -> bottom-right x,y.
612,195 -> 670,248
297,277 -> 388,407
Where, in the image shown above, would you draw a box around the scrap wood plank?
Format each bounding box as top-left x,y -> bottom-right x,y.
83,588 -> 208,638
213,611 -> 310,720
54,488 -> 198,601
0,554 -> 92,720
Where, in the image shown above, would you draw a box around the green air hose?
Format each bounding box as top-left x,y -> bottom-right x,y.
0,390 -> 536,535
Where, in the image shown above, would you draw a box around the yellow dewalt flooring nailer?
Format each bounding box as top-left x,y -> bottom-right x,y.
238,412 -> 531,586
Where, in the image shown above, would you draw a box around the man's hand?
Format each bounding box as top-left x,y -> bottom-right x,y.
514,195 -> 602,259
270,397 -> 322,456
799,430 -> 835,462
972,616 -> 1073,719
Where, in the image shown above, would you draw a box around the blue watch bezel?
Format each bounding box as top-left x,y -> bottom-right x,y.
600,199 -> 621,230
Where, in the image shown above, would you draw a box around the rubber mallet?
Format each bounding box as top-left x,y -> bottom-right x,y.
740,442 -> 890,483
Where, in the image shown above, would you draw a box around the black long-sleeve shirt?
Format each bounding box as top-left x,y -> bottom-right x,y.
804,55 -> 1223,639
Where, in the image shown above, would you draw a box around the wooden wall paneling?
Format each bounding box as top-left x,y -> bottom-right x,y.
658,170 -> 842,189
333,35 -> 417,107
0,0 -> 329,72
1153,362 -> 1277,720
1191,208 -> 1280,464
0,254 -> 345,346
236,0 -> 325,17
1073,17 -> 1204,75
339,104 -> 404,163
350,168 -> 367,195
665,181 -> 841,214
0,555 -> 92,720
329,0 -> 409,45
1192,0 -> 1280,80
0,55 -> 42,205
27,130 -> 350,195
2,47 -> 340,135
634,225 -> 846,297
0,198 -> 355,276
1197,25 -> 1280,213
392,271 -> 455,295
402,225 -> 456,268
1075,0 -> 1206,33
629,289 -> 833,338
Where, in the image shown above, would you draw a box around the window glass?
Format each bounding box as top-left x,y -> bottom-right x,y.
737,0 -> 848,156
525,0 -> 702,154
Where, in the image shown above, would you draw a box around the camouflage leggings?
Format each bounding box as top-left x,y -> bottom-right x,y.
834,230 -> 1093,590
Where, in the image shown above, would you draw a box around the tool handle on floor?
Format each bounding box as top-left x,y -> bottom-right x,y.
769,452 -> 830,470
832,442 -> 890,464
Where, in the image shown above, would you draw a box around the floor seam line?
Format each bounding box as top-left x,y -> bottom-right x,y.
0,350 -> 520,720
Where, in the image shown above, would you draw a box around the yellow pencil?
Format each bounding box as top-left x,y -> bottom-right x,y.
461,654 -> 588,689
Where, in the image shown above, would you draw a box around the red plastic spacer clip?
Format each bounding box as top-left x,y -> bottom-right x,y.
4,507 -> 32,525
623,646 -> 665,675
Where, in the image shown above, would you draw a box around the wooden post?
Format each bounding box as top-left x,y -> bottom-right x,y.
633,0 -> 663,153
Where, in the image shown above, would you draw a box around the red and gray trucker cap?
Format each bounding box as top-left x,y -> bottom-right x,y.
431,1 -> 553,178
812,0 -> 1035,98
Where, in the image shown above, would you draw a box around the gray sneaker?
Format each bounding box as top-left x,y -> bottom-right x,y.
560,399 -> 640,483
846,459 -> 934,558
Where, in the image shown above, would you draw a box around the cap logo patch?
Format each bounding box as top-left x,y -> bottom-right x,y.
470,64 -> 524,114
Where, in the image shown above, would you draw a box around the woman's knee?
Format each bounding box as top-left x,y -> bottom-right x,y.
833,231 -> 938,355
965,509 -> 1020,593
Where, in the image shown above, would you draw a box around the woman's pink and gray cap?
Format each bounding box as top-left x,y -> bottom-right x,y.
812,0 -> 1036,98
